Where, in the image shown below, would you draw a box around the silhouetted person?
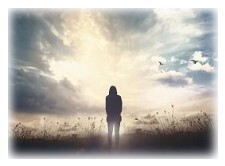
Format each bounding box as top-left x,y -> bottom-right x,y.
106,86 -> 122,149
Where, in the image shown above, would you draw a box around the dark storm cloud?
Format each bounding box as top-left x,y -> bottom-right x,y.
10,68 -> 82,114
10,10 -> 74,73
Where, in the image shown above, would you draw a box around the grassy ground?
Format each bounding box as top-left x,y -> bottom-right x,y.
9,111 -> 215,155
11,129 -> 213,153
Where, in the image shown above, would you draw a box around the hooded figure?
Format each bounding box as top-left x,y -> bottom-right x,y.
105,86 -> 122,149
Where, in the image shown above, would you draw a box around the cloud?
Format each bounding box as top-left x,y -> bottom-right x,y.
10,10 -> 74,73
147,9 -> 207,57
9,9 -> 216,115
180,60 -> 188,64
153,9 -> 204,37
151,55 -> 167,64
104,9 -> 157,34
152,71 -> 193,87
191,51 -> 208,63
188,63 -> 214,73
10,68 -> 101,115
170,56 -> 179,63
188,51 -> 214,72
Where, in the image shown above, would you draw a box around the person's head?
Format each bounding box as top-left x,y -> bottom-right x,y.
109,86 -> 117,95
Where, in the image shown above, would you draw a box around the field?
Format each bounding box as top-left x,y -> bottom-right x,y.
9,111 -> 215,156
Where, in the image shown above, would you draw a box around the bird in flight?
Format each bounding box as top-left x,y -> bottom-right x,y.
159,61 -> 164,65
190,60 -> 198,64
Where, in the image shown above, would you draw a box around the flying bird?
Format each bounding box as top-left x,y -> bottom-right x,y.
159,61 -> 164,65
190,60 -> 198,64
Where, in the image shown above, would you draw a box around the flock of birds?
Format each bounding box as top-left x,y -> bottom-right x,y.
158,59 -> 199,73
158,59 -> 198,66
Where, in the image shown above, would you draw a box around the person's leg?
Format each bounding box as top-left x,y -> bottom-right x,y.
108,122 -> 113,149
115,121 -> 120,148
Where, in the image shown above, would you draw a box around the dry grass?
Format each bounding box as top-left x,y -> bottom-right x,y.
9,111 -> 214,153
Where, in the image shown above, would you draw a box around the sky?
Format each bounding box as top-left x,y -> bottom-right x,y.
9,9 -> 217,122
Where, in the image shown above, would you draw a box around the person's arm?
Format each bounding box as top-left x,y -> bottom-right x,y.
119,96 -> 122,114
105,96 -> 109,115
